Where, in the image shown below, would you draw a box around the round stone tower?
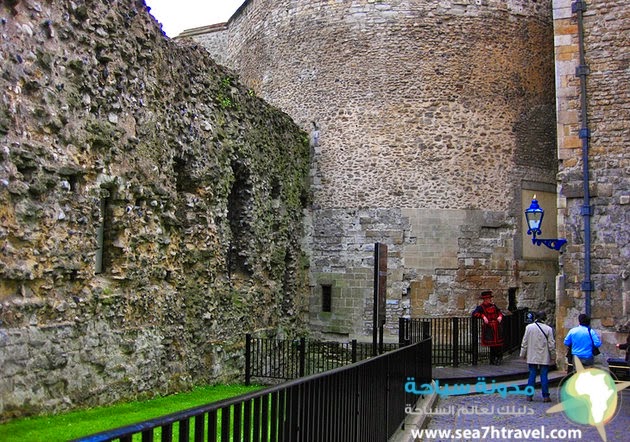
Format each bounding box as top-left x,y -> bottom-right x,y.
187,0 -> 559,339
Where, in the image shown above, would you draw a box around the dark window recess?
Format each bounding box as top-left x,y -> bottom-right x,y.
322,285 -> 332,312
96,189 -> 114,274
227,160 -> 253,278
508,287 -> 517,312
174,155 -> 196,193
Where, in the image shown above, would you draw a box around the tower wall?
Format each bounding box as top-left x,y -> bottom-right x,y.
188,0 -> 559,338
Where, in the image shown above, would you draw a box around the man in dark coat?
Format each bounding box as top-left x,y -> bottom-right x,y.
472,290 -> 504,365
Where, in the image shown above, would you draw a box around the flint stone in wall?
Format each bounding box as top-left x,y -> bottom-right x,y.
192,0 -> 560,337
0,0 -> 310,420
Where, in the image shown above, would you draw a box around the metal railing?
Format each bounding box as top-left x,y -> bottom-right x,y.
245,335 -> 400,384
74,337 -> 432,442
399,308 -> 528,366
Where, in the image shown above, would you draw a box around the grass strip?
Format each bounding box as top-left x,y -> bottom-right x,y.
0,384 -> 262,442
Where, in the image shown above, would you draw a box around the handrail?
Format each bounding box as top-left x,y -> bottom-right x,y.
245,335 -> 400,383
399,309 -> 528,366
73,337 -> 432,442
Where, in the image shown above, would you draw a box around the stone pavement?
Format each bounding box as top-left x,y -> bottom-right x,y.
432,353 -> 543,383
392,354 -> 630,442
410,386 -> 630,442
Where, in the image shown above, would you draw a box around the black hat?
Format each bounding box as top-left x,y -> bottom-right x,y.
479,290 -> 493,299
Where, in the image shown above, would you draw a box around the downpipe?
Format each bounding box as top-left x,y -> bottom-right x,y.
572,1 -> 592,315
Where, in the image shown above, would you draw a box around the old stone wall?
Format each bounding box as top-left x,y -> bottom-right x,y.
188,0 -> 559,339
178,23 -> 229,67
0,0 -> 310,419
553,0 -> 630,365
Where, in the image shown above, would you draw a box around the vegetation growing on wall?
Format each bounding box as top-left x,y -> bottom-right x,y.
0,0 -> 310,420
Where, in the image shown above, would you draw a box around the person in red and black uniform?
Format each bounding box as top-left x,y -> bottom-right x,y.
472,290 -> 504,365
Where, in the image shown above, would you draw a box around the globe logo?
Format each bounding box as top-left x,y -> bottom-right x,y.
559,368 -> 617,426
547,357 -> 630,442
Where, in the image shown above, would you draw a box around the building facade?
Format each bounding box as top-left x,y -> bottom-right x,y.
552,0 -> 629,359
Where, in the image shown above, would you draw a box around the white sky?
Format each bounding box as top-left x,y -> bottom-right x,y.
144,0 -> 245,38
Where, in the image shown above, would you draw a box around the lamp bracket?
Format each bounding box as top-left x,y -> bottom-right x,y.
532,237 -> 567,251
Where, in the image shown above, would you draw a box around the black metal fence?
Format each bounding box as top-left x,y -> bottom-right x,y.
244,335 -> 400,384
74,337 -> 432,442
502,308 -> 529,353
399,308 -> 529,366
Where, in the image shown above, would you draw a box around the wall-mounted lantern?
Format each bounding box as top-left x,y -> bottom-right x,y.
524,195 -> 567,252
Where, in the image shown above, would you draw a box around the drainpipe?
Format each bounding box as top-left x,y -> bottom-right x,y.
572,0 -> 592,316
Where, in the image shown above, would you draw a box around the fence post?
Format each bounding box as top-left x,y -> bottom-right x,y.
471,318 -> 479,365
354,368 -> 361,442
507,313 -> 515,351
398,317 -> 409,345
452,317 -> 459,367
422,321 -> 430,340
379,325 -> 384,355
299,337 -> 306,378
245,333 -> 252,386
351,339 -> 357,363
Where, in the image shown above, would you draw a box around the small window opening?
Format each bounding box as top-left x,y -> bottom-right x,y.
322,284 -> 332,312
68,175 -> 78,192
95,188 -> 113,274
508,287 -> 517,312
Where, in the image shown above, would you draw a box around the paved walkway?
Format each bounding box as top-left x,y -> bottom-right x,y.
433,353 -> 567,395
415,387 -> 629,441
433,353 -> 534,383
393,354 -> 630,442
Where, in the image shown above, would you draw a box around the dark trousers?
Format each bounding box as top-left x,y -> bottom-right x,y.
489,346 -> 503,364
527,364 -> 550,398
567,355 -> 594,373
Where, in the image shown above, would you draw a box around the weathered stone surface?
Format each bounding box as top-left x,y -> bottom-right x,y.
554,0 -> 629,365
187,1 -> 628,354
186,0 -> 559,338
0,0 -> 310,419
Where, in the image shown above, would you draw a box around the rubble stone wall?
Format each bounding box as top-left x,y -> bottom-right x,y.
0,0 -> 310,419
187,0 -> 560,338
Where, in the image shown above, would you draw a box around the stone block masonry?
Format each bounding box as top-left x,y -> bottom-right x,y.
553,0 -> 630,364
0,0 -> 310,419
189,0 -> 561,339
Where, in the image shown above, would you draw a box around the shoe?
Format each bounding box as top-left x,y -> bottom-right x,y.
543,397 -> 551,403
526,396 -> 533,402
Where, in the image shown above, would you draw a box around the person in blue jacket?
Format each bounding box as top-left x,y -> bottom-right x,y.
564,313 -> 601,369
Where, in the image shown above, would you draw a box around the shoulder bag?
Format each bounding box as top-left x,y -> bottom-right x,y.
588,327 -> 601,356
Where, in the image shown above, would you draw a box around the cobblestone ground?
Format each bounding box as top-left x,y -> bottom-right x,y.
416,387 -> 630,441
